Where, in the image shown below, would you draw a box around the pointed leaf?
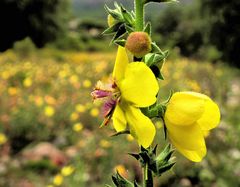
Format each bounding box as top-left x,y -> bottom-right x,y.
144,22 -> 152,36
114,39 -> 126,47
103,23 -> 122,35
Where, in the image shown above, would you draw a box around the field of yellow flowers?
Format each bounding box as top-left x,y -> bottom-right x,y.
0,48 -> 240,187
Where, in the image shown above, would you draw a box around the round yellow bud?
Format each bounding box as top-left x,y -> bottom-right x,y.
125,32 -> 152,58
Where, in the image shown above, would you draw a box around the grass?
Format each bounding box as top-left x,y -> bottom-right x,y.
0,47 -> 239,187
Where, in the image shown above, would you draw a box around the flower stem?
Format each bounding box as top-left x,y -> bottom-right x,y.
134,0 -> 145,31
143,163 -> 153,187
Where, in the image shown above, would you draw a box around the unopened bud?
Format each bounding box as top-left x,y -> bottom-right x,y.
107,15 -> 117,27
125,32 -> 152,58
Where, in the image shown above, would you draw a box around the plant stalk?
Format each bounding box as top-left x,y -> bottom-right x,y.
134,0 -> 145,31
143,163 -> 153,187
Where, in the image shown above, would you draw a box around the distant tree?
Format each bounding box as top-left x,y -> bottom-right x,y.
0,0 -> 70,52
200,0 -> 240,67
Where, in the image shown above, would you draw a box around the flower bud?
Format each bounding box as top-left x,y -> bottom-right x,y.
125,32 -> 152,58
107,15 -> 117,27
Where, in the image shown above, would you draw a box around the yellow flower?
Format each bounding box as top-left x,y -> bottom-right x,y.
23,77 -> 32,87
53,174 -> 63,186
164,91 -> 220,162
61,165 -> 75,176
44,106 -> 55,117
83,79 -> 92,88
72,123 -> 83,132
92,47 -> 159,148
0,133 -> 7,145
90,108 -> 99,117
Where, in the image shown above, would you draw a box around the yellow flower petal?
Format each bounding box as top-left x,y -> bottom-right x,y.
198,99 -> 221,130
166,119 -> 205,151
119,62 -> 159,107
165,92 -> 205,126
170,137 -> 206,162
125,105 -> 156,148
112,104 -> 127,132
113,46 -> 129,82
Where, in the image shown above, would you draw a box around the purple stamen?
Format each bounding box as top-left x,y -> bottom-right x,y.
102,98 -> 117,117
91,89 -> 112,99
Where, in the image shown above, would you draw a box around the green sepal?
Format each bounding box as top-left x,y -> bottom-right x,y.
141,103 -> 166,118
144,22 -> 152,36
120,5 -> 135,25
104,4 -> 123,21
111,24 -> 126,43
112,172 -> 134,187
114,39 -> 126,47
147,144 -> 175,177
125,24 -> 134,34
111,130 -> 130,137
128,153 -> 140,161
103,23 -> 123,35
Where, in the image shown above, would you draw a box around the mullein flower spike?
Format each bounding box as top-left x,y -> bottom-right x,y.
92,46 -> 159,148
164,91 -> 221,162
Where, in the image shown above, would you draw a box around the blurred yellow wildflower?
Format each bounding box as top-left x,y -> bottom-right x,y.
70,112 -> 79,121
44,106 -> 55,117
114,165 -> 128,178
23,77 -> 32,87
75,104 -> 86,113
8,87 -> 18,96
164,91 -> 220,162
1,71 -> 10,79
45,96 -> 56,105
53,174 -> 63,186
90,108 -> 100,117
61,165 -> 75,176
35,96 -> 43,107
69,75 -> 79,84
100,140 -> 111,148
72,123 -> 83,132
0,133 -> 7,145
83,79 -> 92,88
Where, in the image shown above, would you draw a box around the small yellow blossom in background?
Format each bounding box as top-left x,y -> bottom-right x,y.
53,174 -> 63,186
83,79 -> 92,88
164,91 -> 220,162
44,106 -> 55,117
47,185 -> 54,187
70,112 -> 79,121
61,165 -> 75,176
58,70 -> 68,78
126,134 -> 134,142
69,75 -> 79,84
75,104 -> 86,113
45,96 -> 56,105
34,96 -> 43,107
23,77 -> 32,87
8,87 -> 18,96
100,140 -> 111,148
0,133 -> 7,145
72,123 -> 83,132
114,165 -> 128,178
90,108 -> 99,117
1,71 -> 10,79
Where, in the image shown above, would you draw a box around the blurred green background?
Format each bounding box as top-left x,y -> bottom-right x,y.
0,0 -> 239,186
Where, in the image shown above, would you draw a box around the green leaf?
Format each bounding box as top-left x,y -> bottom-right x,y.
111,24 -> 127,43
103,23 -> 123,35
144,22 -> 152,36
104,5 -> 123,21
114,39 -> 126,47
125,24 -> 134,34
112,172 -> 134,187
120,5 -> 134,25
